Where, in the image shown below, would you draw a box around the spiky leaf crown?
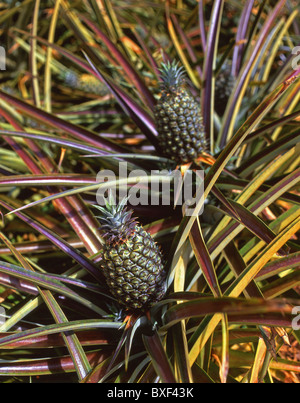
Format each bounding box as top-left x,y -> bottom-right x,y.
159,60 -> 186,93
94,194 -> 137,245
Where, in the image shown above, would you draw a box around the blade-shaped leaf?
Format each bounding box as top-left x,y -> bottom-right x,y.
0,200 -> 103,282
142,330 -> 176,383
83,52 -> 159,148
189,217 -> 221,297
219,0 -> 287,146
205,72 -> 300,199
171,322 -> 193,383
41,290 -> 92,380
0,129 -> 111,156
202,0 -> 224,147
0,89 -> 125,152
0,319 -> 121,348
232,0 -> 255,76
0,328 -> 118,349
0,351 -> 111,377
163,296 -> 293,329
226,200 -> 290,256
0,260 -> 104,315
79,13 -> 156,108
226,215 -> 300,298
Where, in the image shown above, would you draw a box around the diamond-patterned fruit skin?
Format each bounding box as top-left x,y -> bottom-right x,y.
100,225 -> 166,310
154,87 -> 206,164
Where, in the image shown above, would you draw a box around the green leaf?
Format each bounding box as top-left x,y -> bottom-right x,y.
0,260 -> 105,315
143,330 -> 176,383
163,296 -> 293,330
0,319 -> 121,348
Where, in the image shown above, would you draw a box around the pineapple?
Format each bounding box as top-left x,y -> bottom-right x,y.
94,195 -> 166,311
154,61 -> 206,164
62,70 -> 109,96
214,63 -> 235,115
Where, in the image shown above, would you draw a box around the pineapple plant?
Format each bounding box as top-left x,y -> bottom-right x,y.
0,0 -> 299,385
94,194 -> 166,311
154,61 -> 206,164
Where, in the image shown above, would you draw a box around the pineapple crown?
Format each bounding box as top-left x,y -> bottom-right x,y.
94,193 -> 138,245
159,60 -> 186,93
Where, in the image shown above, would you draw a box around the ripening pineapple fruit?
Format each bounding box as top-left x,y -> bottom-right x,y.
94,195 -> 166,311
214,64 -> 235,115
62,70 -> 108,96
154,61 -> 206,164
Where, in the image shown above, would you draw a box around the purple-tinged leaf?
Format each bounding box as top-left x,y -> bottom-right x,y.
0,129 -> 111,156
171,322 -> 193,382
0,227 -> 97,380
252,167 -> 300,212
40,273 -> 105,294
0,89 -> 125,152
0,319 -> 120,349
256,252 -> 300,281
204,73 -> 300,199
30,0 -> 41,108
244,109 -> 300,144
220,0 -> 287,146
0,174 -> 96,187
0,271 -> 38,296
0,200 -> 103,282
0,261 -> 103,314
12,30 -> 159,147
79,14 -> 156,109
212,328 -> 261,346
163,297 -> 293,329
202,0 -> 224,144
0,194 -> 67,237
227,200 -> 290,256
0,329 -> 118,349
211,185 -> 240,221
0,99 -> 104,255
0,238 -> 83,255
227,312 -> 294,328
189,218 -> 222,297
166,291 -> 210,301
170,14 -> 202,80
216,177 -> 300,206
41,291 -> 92,380
232,0 -> 255,77
142,330 -> 176,383
0,350 -> 112,376
262,269 -> 300,299
236,130 -> 300,176
223,242 -> 263,299
14,29 -> 96,74
225,215 -> 300,299
208,168 -> 300,257
132,28 -> 160,79
198,0 -> 206,52
83,52 -> 159,148
0,108 -> 43,175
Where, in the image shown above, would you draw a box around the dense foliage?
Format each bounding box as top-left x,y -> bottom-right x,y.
0,0 -> 299,383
